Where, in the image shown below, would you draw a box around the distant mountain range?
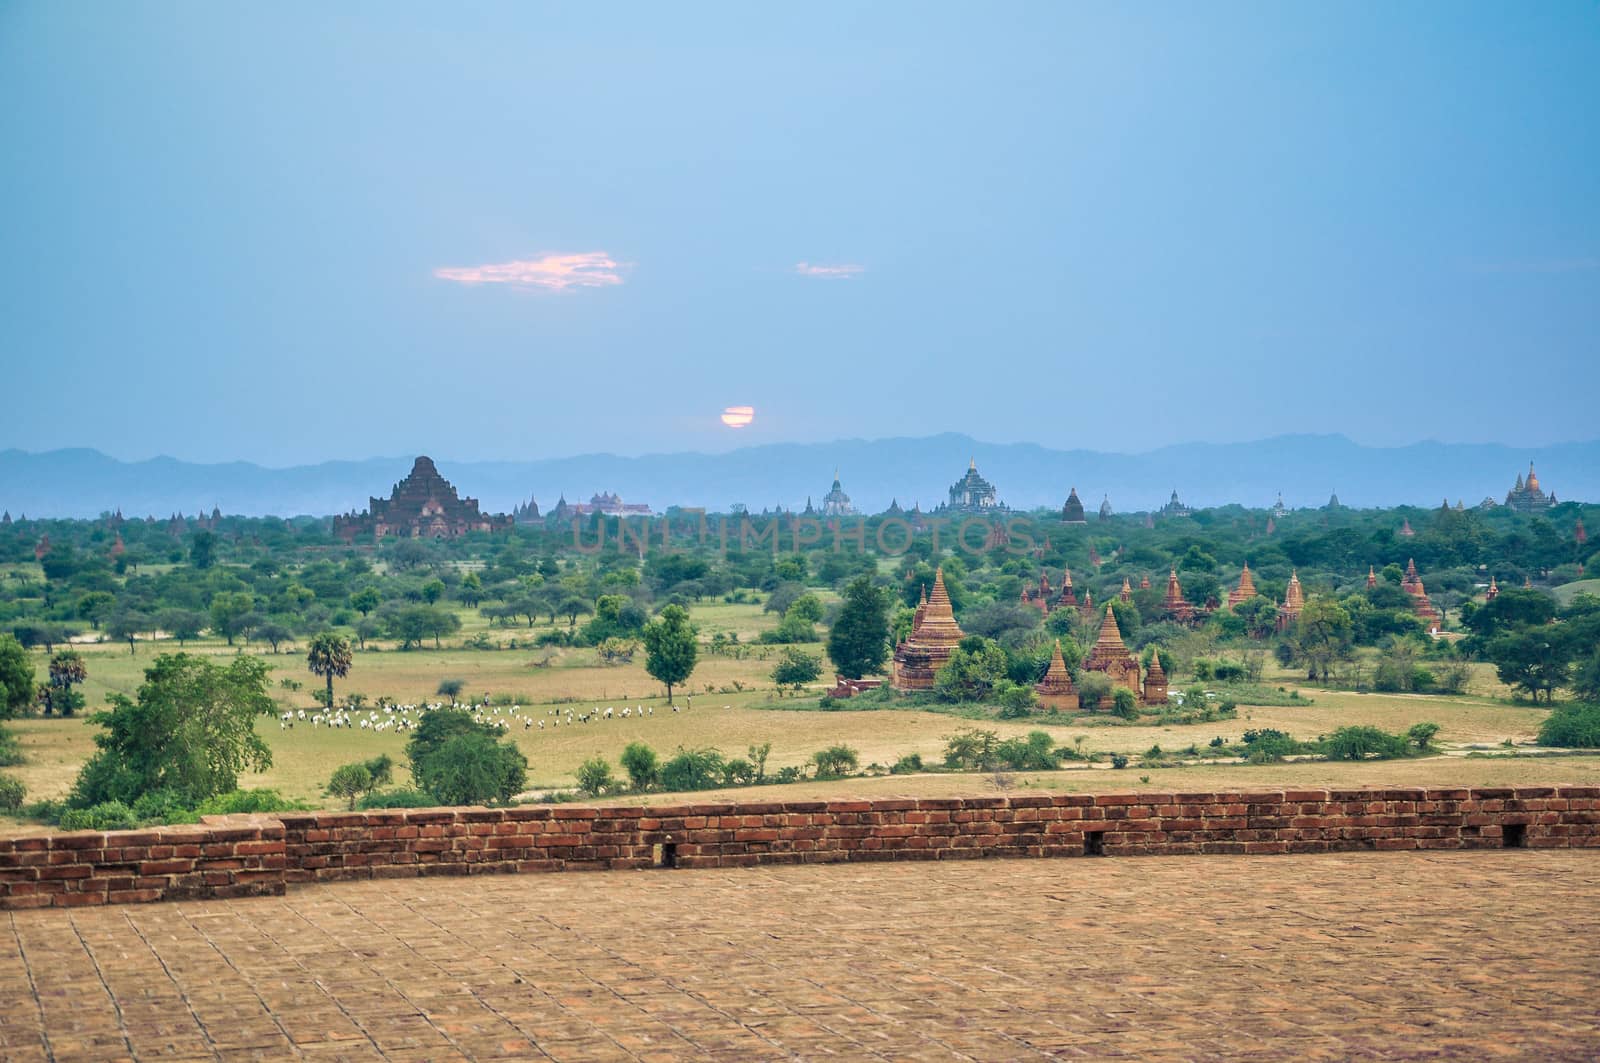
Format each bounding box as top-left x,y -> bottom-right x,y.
1,435 -> 1595,520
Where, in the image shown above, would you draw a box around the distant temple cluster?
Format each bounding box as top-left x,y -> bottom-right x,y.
1031,608 -> 1167,711
333,456 -> 511,541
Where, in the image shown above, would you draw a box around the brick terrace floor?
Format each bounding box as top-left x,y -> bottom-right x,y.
1,851 -> 1597,1061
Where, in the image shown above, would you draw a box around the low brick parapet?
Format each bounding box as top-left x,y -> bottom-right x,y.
3,788 -> 1596,908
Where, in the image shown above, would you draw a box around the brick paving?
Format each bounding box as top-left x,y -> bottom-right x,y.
1,851 -> 1596,1061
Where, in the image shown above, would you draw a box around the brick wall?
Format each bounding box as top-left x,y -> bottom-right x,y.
3,788 -> 1596,908
0,814 -> 285,909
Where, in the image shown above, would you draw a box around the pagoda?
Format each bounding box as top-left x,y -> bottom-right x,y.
892,568 -> 966,691
1160,490 -> 1193,518
1227,562 -> 1259,608
1082,606 -> 1140,698
512,496 -> 541,524
333,456 -> 512,541
1367,566 -> 1378,589
1161,568 -> 1194,622
1119,577 -> 1133,602
1061,488 -> 1087,525
1486,576 -> 1499,602
1141,650 -> 1168,707
882,498 -> 904,517
1265,516 -> 1276,536
1275,571 -> 1305,632
1399,518 -> 1415,538
1021,572 -> 1054,614
1504,462 -> 1553,512
1400,558 -> 1441,627
1080,589 -> 1096,618
938,459 -> 1003,514
1576,517 -> 1588,546
820,469 -> 857,517
1099,495 -> 1113,520
1033,640 -> 1080,711
1139,572 -> 1151,590
1055,568 -> 1079,610
34,534 -> 50,561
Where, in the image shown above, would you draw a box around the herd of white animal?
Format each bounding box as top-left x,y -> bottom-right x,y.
277,698 -> 710,735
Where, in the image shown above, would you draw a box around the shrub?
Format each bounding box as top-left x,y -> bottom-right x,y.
995,731 -> 1058,771
995,681 -> 1037,719
1406,722 -> 1441,750
1321,725 -> 1409,761
130,788 -> 194,823
59,801 -> 139,832
811,744 -> 860,778
620,742 -> 660,791
194,789 -> 307,815
659,746 -> 727,791
357,788 -> 439,809
1538,704 -> 1600,748
1241,728 -> 1300,764
0,775 -> 24,814
0,726 -> 22,768
327,763 -> 375,810
1109,753 -> 1129,769
1111,687 -> 1139,720
1076,672 -> 1111,710
417,733 -> 528,805
891,753 -> 924,775
576,756 -> 615,797
943,727 -> 1000,770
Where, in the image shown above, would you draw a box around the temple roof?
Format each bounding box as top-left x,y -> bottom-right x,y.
1036,640 -> 1076,693
1087,605 -> 1131,664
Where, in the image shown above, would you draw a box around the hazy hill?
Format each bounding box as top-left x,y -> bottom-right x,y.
2,435 -> 1595,519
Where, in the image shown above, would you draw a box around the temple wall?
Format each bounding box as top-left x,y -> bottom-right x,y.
3,788 -> 1597,909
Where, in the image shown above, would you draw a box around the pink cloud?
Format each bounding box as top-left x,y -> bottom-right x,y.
794,261 -> 865,279
434,252 -> 626,291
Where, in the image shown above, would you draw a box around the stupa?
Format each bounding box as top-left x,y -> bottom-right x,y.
892,568 -> 966,691
1367,566 -> 1379,589
1161,568 -> 1194,622
1275,570 -> 1305,632
1033,640 -> 1079,711
1227,562 -> 1259,608
1082,605 -> 1140,698
1401,558 -> 1441,626
1504,462 -> 1553,512
1142,650 -> 1168,707
1061,488 -> 1087,525
1486,576 -> 1500,601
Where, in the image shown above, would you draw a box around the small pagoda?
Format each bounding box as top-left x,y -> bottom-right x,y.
1161,568 -> 1194,622
1055,568 -> 1079,610
1226,562 -> 1259,609
1275,571 -> 1305,632
891,568 -> 966,692
1082,606 -> 1140,698
1401,558 -> 1441,627
1141,650 -> 1168,707
1061,488 -> 1087,525
1486,576 -> 1500,602
1033,640 -> 1079,711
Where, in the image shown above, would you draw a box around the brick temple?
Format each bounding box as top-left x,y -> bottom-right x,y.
892,568 -> 965,691
333,456 -> 511,541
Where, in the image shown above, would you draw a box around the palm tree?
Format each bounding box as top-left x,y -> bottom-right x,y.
305,632 -> 354,711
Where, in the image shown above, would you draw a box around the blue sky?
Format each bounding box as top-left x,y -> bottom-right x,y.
2,3 -> 1596,465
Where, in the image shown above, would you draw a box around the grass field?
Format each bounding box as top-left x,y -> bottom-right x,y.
1,602 -> 1588,833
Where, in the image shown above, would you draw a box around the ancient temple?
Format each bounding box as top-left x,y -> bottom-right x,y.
882,499 -> 904,518
512,497 -> 541,524
1226,562 -> 1259,608
333,456 -> 511,541
1021,572 -> 1054,614
1061,488 -> 1087,525
891,568 -> 966,691
1142,650 -> 1168,707
1272,493 -> 1287,518
1367,566 -> 1378,589
939,460 -> 1003,514
572,492 -> 651,517
1576,518 -> 1587,546
1120,577 -> 1133,602
1162,568 -> 1194,622
1083,606 -> 1140,697
1160,490 -> 1193,518
1139,572 -> 1151,590
1486,576 -> 1500,602
1276,570 -> 1305,632
1056,568 -> 1079,610
1099,495 -> 1113,520
1399,519 -> 1416,538
1033,640 -> 1079,711
820,470 -> 857,517
1401,558 -> 1441,627
1504,463 -> 1554,512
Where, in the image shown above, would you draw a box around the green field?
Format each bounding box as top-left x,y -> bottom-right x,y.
2,599 -> 1589,831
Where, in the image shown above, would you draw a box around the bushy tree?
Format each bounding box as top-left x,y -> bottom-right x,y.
933,636 -> 1009,703
772,647 -> 823,694
810,744 -> 859,778
0,636 -> 34,719
643,605 -> 697,704
326,763 -> 374,810
828,577 -> 890,679
38,650 -> 87,717
659,746 -> 726,791
70,654 -> 275,807
576,756 -> 615,796
620,741 -> 659,791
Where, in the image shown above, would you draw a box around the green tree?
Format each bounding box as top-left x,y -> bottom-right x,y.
642,604 -> 697,704
76,590 -> 116,630
828,577 -> 890,680
188,530 -> 217,569
70,654 -> 275,807
0,636 -> 34,719
772,647 -> 823,694
933,636 -> 1009,703
209,592 -> 255,646
306,632 -> 354,713
1572,647 -> 1600,704
810,744 -> 859,778
107,610 -> 150,655
620,741 -> 659,791
1291,597 -> 1354,681
576,756 -> 615,796
405,712 -> 526,805
39,650 -> 87,717
349,587 -> 382,618
659,746 -> 726,790
157,608 -> 206,646
1487,628 -> 1573,703
326,762 -> 374,810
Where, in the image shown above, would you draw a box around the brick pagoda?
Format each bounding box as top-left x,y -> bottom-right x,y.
333,456 -> 511,541
892,568 -> 966,691
1033,640 -> 1079,711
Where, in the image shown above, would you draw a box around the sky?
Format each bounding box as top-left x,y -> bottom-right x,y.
2,2 -> 1597,466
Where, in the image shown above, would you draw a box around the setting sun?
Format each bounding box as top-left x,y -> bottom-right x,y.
720,405 -> 755,429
